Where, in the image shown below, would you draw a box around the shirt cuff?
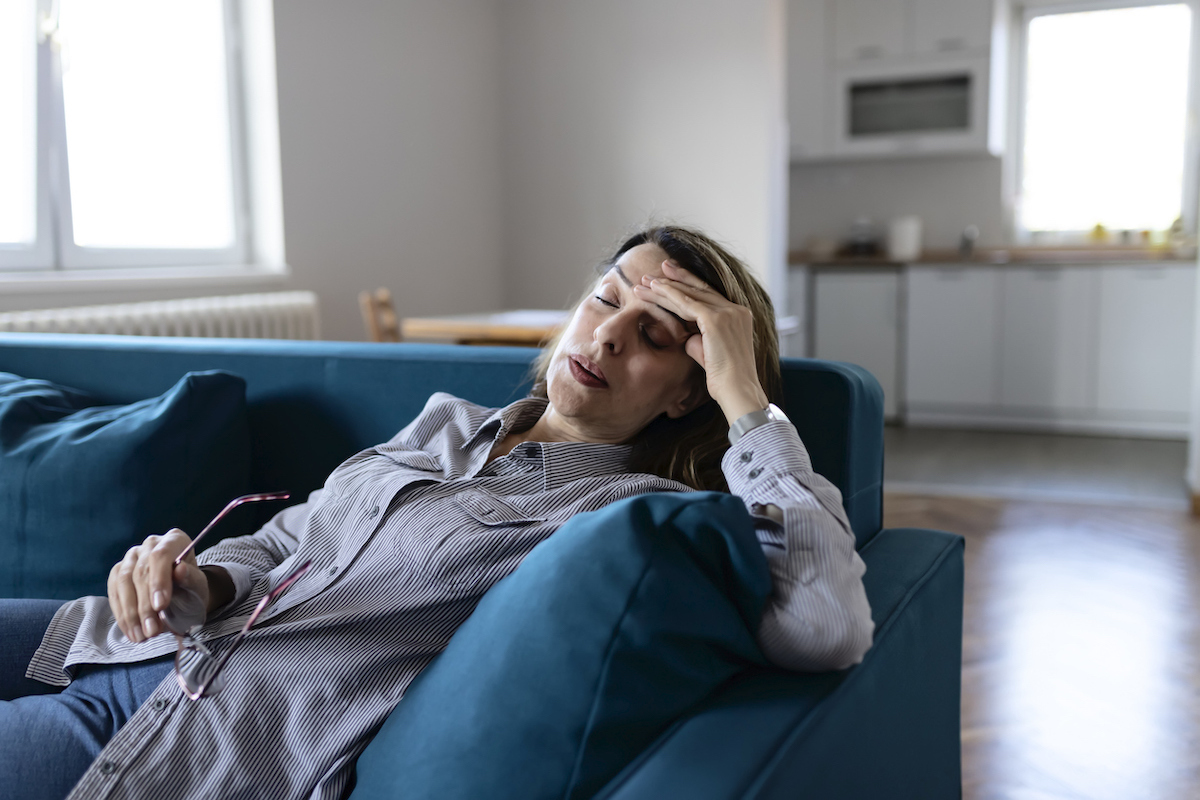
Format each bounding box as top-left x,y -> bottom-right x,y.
721,419 -> 812,498
202,562 -> 253,618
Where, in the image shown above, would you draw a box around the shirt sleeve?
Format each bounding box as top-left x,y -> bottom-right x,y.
721,421 -> 874,671
195,488 -> 322,614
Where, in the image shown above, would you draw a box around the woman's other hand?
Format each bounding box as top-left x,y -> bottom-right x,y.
634,260 -> 769,424
107,530 -> 209,643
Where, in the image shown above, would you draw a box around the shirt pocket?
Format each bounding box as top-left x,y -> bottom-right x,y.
383,448 -> 443,474
432,489 -> 549,589
454,489 -> 547,527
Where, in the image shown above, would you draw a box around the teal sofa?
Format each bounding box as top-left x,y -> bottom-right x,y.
0,332 -> 963,799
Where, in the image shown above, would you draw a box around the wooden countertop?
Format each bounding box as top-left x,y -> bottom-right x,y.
789,245 -> 1197,267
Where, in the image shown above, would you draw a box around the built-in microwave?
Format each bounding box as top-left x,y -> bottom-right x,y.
830,55 -> 1003,158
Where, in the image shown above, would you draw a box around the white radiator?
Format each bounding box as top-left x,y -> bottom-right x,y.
0,291 -> 320,340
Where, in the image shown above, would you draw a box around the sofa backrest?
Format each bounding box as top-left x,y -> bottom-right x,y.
0,333 -> 883,546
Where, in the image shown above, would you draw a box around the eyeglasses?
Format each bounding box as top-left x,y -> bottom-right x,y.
173,559 -> 311,700
155,492 -> 308,700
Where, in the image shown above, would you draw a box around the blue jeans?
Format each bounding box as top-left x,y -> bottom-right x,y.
0,599 -> 173,800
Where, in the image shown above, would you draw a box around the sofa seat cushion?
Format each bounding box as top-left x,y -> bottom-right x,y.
0,370 -> 250,600
350,491 -> 771,800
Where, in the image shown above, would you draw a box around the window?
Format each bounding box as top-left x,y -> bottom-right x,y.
1014,2 -> 1195,240
0,0 -> 255,272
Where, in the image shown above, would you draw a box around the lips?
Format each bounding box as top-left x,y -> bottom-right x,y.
568,354 -> 608,388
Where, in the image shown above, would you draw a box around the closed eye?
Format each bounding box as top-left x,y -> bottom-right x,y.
594,295 -> 618,308
640,325 -> 666,349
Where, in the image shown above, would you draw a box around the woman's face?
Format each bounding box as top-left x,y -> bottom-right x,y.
543,243 -> 705,443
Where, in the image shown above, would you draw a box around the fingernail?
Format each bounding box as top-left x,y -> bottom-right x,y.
143,619 -> 155,638
153,591 -> 165,610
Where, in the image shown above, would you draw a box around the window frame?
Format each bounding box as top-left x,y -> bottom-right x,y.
1006,0 -> 1200,244
0,0 -> 254,273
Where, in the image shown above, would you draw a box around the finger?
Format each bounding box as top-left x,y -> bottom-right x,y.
684,332 -> 706,368
659,260 -> 713,292
135,545 -> 164,640
113,551 -> 144,642
634,279 -> 713,321
148,531 -> 193,612
161,528 -> 197,568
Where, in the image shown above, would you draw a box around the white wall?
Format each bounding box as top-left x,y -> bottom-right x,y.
789,155 -> 1007,253
273,0 -> 505,341
498,0 -> 788,311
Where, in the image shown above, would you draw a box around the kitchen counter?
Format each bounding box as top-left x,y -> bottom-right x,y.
788,245 -> 1197,266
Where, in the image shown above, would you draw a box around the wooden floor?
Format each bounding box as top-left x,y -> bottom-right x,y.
884,493 -> 1200,800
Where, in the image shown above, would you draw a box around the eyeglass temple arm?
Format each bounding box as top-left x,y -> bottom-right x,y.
187,559 -> 313,699
173,492 -> 291,566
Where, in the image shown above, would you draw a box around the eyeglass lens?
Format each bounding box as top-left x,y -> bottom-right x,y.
176,640 -> 227,697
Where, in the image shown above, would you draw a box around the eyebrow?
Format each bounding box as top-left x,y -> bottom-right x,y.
611,265 -> 696,334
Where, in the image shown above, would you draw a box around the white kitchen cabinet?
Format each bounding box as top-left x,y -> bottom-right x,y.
911,0 -> 993,57
1096,265 -> 1195,418
999,266 -> 1096,411
905,266 -> 1001,409
783,264 -> 809,357
789,0 -> 1005,161
832,0 -> 907,63
811,269 -> 901,419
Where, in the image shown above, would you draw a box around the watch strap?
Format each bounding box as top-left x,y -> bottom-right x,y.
727,403 -> 786,446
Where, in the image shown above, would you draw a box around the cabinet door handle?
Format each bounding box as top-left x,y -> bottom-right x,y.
936,37 -> 966,52
856,45 -> 883,59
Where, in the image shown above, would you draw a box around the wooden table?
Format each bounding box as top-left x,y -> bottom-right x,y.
400,309 -> 570,347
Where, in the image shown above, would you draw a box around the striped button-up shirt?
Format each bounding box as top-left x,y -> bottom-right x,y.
28,393 -> 873,800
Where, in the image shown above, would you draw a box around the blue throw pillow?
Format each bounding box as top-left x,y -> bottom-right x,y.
350,491 -> 771,800
0,370 -> 250,600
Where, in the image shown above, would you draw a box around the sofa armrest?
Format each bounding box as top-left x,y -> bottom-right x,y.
595,527 -> 964,800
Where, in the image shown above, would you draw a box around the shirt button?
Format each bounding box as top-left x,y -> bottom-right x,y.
152,697 -> 168,711
739,451 -> 753,463
328,565 -> 338,576
99,761 -> 118,776
748,467 -> 763,479
480,508 -> 494,515
368,506 -> 380,519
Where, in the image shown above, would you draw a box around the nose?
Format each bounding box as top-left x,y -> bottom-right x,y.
594,306 -> 636,355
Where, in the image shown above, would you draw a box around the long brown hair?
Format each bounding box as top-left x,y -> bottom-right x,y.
530,225 -> 782,491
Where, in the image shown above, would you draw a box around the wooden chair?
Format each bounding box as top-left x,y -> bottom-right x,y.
359,288 -> 401,343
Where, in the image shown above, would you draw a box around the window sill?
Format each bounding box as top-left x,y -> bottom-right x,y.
0,264 -> 292,295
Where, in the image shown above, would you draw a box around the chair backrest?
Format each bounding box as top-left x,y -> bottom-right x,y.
0,334 -> 883,546
359,288 -> 401,342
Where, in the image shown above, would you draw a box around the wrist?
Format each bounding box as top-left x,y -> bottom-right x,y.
199,565 -> 234,615
716,387 -> 770,427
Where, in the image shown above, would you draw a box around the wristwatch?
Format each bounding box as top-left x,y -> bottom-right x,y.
727,403 -> 789,446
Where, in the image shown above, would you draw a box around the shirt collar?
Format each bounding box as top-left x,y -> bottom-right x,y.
465,396 -> 633,490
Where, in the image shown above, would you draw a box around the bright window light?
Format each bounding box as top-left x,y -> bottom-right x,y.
0,0 -> 37,246
59,0 -> 236,249
1019,4 -> 1192,235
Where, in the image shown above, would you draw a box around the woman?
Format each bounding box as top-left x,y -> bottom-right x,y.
1,225 -> 873,799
